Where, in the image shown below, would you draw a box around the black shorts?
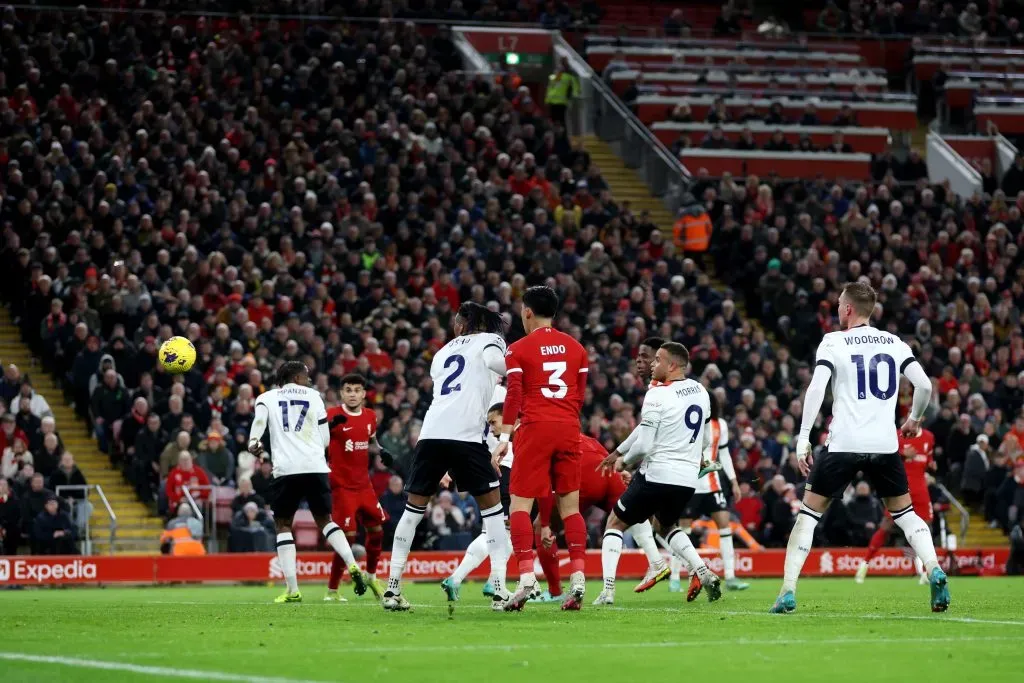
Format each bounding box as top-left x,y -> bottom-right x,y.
499,465 -> 512,517
269,473 -> 332,521
614,472 -> 695,528
806,450 -> 909,499
406,439 -> 500,497
683,491 -> 730,519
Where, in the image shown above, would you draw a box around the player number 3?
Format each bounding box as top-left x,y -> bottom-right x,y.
541,361 -> 567,399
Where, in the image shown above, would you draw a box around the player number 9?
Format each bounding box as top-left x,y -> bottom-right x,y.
684,405 -> 703,444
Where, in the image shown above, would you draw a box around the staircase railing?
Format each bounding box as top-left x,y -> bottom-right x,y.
937,483 -> 970,546
54,484 -> 117,556
553,33 -> 690,216
181,485 -> 223,553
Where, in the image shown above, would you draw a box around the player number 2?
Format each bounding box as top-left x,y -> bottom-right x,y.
541,361 -> 567,399
440,354 -> 465,395
684,405 -> 703,443
850,353 -> 896,400
278,400 -> 310,432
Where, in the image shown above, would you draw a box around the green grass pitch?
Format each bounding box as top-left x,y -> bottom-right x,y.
2,578 -> 1022,682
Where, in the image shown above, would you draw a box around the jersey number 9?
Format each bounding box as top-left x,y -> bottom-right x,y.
684,405 -> 703,443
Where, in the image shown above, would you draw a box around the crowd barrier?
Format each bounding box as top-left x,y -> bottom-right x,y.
0,548 -> 1010,586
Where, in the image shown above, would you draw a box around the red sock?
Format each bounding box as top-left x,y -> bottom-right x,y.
365,530 -> 383,577
865,527 -> 889,561
535,532 -> 562,596
328,554 -> 345,590
562,512 -> 587,574
510,510 -> 536,575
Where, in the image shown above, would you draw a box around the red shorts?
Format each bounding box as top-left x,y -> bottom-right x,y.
510,424 -> 581,499
580,471 -> 627,514
332,486 -> 388,534
885,490 -> 932,524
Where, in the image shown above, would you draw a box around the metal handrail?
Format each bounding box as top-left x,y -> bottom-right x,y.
937,483 -> 970,545
181,485 -> 205,527
180,484 -> 223,553
54,484 -> 117,556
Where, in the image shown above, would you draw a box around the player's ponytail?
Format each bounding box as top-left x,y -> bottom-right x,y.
457,302 -> 506,335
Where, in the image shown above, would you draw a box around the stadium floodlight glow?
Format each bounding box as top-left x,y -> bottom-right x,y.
504,52 -> 520,66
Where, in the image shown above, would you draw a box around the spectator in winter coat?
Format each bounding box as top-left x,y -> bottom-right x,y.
165,452 -> 210,514
133,414 -> 165,501
197,431 -> 234,486
160,431 -> 195,480
90,368 -> 130,454
0,414 -> 29,458
32,496 -> 77,555
845,481 -> 884,546
19,473 -> 53,537
962,434 -> 991,508
230,476 -> 267,514
0,479 -> 20,554
945,414 -> 977,487
16,382 -> 51,419
48,452 -> 91,530
33,433 -> 63,479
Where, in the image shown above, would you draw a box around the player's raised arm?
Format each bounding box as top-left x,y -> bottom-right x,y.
900,352 -> 933,437
796,341 -> 834,476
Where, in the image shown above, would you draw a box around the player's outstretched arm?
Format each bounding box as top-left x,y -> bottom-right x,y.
900,360 -> 932,437
796,364 -> 832,476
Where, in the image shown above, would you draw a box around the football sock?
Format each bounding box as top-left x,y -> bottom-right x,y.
630,520 -> 663,568
481,503 -> 509,592
275,532 -> 299,594
322,522 -> 357,567
451,532 -> 489,585
509,510 -> 536,583
891,505 -> 939,574
535,531 -> 562,596
562,512 -> 587,574
865,527 -> 889,561
387,502 -> 425,593
914,556 -> 925,578
780,502 -> 821,595
601,529 -> 623,590
719,528 -> 736,581
327,554 -> 345,591
670,553 -> 685,580
666,527 -> 713,583
365,529 -> 383,577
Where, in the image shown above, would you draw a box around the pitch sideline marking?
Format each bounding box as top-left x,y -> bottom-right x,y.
0,652 -> 327,683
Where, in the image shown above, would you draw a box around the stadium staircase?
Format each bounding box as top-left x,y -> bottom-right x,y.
0,307 -> 163,554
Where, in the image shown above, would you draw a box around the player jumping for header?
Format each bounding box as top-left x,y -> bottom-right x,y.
770,282 -> 949,614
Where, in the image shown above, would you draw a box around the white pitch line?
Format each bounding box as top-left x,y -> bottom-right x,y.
0,652 -> 328,683
718,610 -> 1024,627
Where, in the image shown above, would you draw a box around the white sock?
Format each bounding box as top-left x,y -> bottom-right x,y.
630,521 -> 663,569
481,503 -> 509,593
719,528 -> 736,581
322,522 -> 357,567
780,502 -> 821,595
387,502 -> 425,593
892,505 -> 939,574
670,553 -> 685,580
914,555 -> 924,577
451,532 -> 489,585
666,527 -> 713,583
275,532 -> 299,594
601,529 -> 623,590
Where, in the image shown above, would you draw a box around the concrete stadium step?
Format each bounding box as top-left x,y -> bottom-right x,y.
0,306 -> 165,555
946,506 -> 1007,546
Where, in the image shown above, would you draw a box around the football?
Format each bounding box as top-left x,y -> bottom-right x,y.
159,336 -> 196,374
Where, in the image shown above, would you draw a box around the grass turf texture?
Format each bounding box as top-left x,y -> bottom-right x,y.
3,578 -> 1022,682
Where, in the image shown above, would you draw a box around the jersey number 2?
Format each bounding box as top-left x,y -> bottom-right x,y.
278,400 -> 310,432
541,361 -> 567,399
441,354 -> 465,395
851,353 -> 896,400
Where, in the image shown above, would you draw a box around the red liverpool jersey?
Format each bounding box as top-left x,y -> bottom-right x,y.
899,428 -> 935,499
503,326 -> 588,427
326,406 -> 377,491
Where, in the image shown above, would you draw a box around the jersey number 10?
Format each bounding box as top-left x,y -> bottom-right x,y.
850,353 -> 896,400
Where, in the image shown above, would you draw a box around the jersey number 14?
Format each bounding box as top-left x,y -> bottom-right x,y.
850,353 -> 896,400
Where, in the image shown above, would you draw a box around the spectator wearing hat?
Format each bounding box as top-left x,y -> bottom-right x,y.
962,434 -> 991,508
32,494 -> 77,555
197,431 -> 234,486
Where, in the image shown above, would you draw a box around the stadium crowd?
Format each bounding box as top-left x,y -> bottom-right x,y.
0,4 -> 1022,559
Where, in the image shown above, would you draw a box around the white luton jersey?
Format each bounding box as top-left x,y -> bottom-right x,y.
695,417 -> 730,495
637,378 -> 712,488
485,384 -> 514,468
420,332 -> 506,443
814,325 -> 916,454
254,383 -> 330,477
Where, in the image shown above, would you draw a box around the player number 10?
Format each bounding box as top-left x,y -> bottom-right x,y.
850,353 -> 896,400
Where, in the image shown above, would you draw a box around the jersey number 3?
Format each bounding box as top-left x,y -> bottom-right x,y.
850,353 -> 896,400
541,361 -> 567,399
